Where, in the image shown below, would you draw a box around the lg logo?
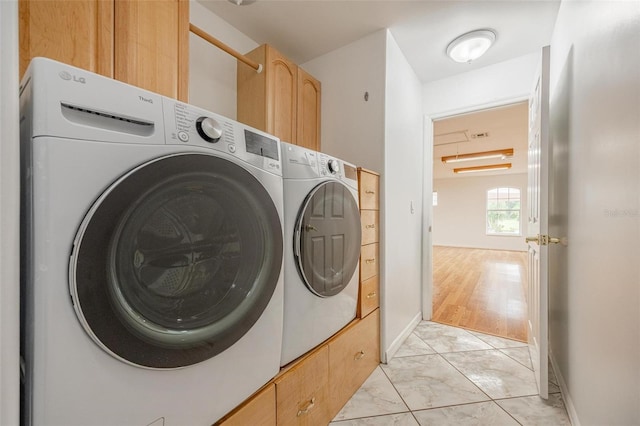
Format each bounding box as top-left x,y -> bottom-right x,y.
59,71 -> 86,84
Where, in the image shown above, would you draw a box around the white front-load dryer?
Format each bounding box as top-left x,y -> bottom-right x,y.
280,142 -> 362,366
20,58 -> 284,425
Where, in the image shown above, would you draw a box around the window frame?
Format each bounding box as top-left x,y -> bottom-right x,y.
486,186 -> 522,236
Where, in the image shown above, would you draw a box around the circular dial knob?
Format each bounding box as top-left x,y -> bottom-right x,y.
196,117 -> 223,143
327,159 -> 340,174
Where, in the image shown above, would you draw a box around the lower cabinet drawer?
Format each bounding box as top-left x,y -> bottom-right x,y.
358,275 -> 379,318
360,243 -> 378,282
275,345 -> 331,426
216,384 -> 276,426
328,309 -> 380,417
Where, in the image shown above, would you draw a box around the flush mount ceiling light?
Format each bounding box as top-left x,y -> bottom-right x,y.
442,148 -> 514,164
454,163 -> 512,174
227,0 -> 256,5
446,29 -> 496,63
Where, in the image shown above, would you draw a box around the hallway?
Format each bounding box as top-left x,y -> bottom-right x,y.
330,322 -> 570,425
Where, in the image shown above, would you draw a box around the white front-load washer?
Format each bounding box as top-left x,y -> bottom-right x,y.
20,58 -> 285,425
280,142 -> 362,366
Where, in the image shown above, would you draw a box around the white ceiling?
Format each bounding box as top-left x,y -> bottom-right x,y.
198,0 -> 560,83
433,101 -> 529,179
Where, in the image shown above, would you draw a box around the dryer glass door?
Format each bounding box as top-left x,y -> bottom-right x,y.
294,181 -> 361,297
70,153 -> 283,369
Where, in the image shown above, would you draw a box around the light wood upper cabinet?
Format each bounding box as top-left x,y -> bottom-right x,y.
238,44 -> 321,151
19,0 -> 189,101
19,0 -> 114,78
114,0 -> 189,101
296,68 -> 321,151
267,47 -> 298,145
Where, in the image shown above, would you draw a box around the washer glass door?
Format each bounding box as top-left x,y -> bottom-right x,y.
294,181 -> 361,297
71,153 -> 283,369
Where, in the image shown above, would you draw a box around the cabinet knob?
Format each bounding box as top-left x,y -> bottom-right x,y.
365,190 -> 375,194
365,224 -> 376,229
366,292 -> 377,299
365,258 -> 376,264
354,350 -> 365,360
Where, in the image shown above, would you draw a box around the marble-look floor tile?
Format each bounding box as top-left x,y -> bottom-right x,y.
330,412 -> 419,426
496,393 -> 571,425
333,367 -> 408,421
469,331 -> 528,349
394,333 -> 436,358
413,401 -> 519,426
413,322 -> 493,353
499,346 -> 533,370
380,354 -> 489,411
443,350 -> 538,399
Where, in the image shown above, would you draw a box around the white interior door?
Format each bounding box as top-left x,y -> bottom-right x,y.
526,45 -> 551,399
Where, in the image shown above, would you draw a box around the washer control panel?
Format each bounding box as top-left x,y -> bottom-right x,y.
162,99 -> 282,174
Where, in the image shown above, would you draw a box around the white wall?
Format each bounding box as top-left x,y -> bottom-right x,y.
547,2 -> 640,424
382,31 -> 424,360
433,174 -> 528,252
423,52 -> 538,118
0,1 -> 21,424
189,0 -> 258,118
302,30 -> 386,171
304,30 -> 424,361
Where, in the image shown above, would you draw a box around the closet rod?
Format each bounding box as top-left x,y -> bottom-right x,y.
189,23 -> 263,73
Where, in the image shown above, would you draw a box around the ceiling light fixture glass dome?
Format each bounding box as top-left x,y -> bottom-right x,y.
446,29 -> 496,63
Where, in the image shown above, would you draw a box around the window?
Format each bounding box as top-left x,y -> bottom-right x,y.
487,187 -> 521,235
432,191 -> 438,206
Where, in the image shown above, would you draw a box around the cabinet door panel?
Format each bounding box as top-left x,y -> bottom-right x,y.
296,69 -> 321,151
268,48 -> 297,144
114,0 -> 188,101
19,0 -> 114,78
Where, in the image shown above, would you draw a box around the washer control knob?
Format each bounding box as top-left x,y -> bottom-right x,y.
196,117 -> 223,143
327,159 -> 340,174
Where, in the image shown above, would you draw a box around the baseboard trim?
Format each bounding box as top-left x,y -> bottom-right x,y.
383,311 -> 422,364
549,349 -> 581,426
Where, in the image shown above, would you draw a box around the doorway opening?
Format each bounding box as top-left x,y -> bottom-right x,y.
430,101 -> 529,342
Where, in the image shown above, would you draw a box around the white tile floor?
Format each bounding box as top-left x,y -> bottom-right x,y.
330,321 -> 571,426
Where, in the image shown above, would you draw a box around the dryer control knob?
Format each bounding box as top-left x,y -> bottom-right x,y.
196,117 -> 223,143
327,159 -> 340,174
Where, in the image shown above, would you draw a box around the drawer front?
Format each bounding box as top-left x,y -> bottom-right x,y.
328,309 -> 380,417
275,346 -> 330,426
360,243 -> 378,282
217,384 -> 276,426
358,275 -> 379,318
358,172 -> 379,210
360,210 -> 379,245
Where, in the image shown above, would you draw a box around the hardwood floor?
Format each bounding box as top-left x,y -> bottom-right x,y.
432,246 -> 528,342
